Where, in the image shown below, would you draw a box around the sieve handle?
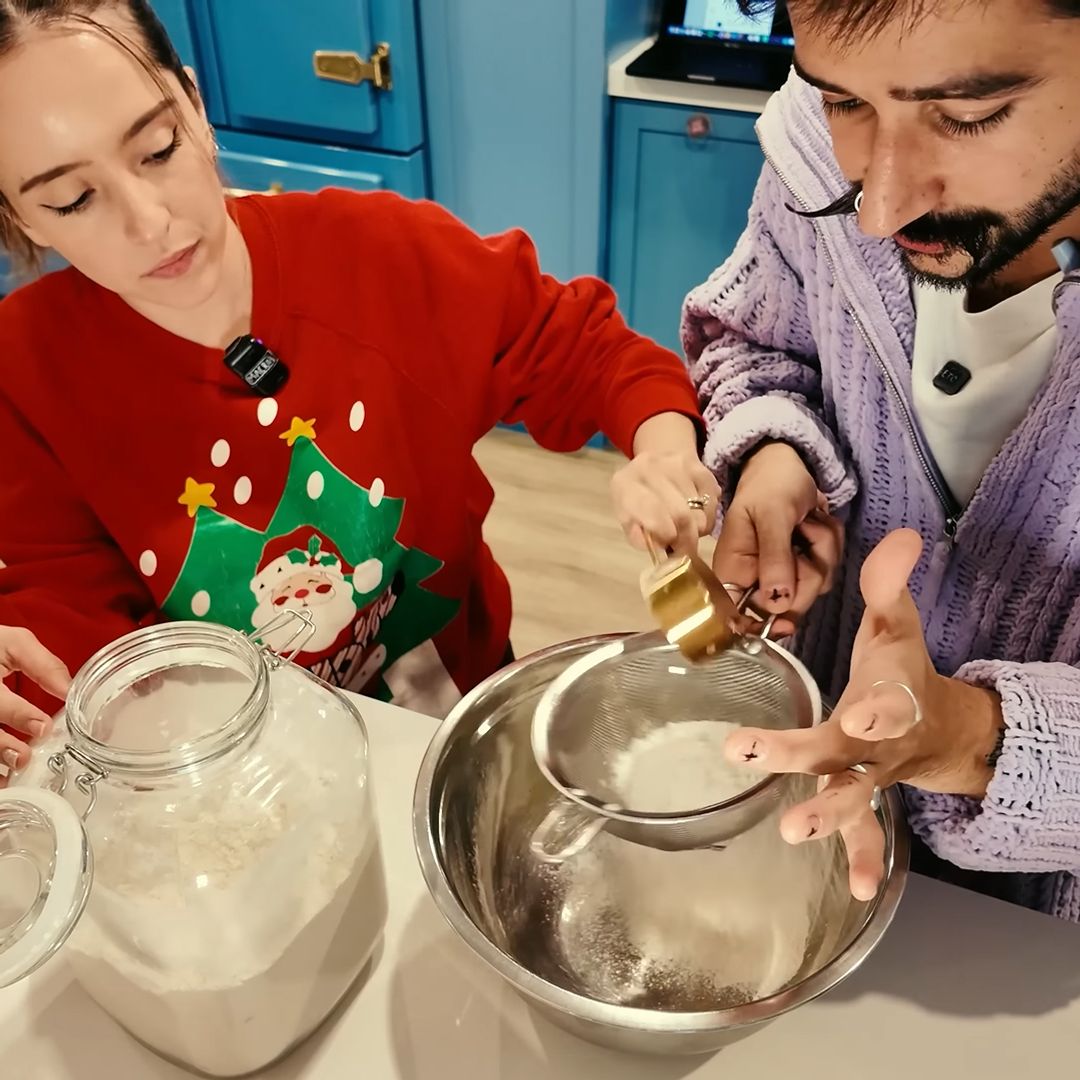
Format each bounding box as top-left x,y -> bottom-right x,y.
644,533 -> 664,567
529,805 -> 606,864
722,517 -> 819,640
727,585 -> 779,640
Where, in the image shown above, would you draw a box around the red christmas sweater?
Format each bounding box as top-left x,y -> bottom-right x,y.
0,190 -> 699,717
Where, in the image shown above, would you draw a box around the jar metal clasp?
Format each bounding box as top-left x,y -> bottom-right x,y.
246,608 -> 317,670
47,745 -> 107,821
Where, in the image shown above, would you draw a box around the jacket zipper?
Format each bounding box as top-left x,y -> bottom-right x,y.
758,145 -> 963,545
847,312 -> 963,545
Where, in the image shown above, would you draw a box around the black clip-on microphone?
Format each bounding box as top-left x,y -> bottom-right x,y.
223,335 -> 289,396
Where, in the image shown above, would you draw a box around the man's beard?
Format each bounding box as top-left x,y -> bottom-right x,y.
790,148 -> 1080,291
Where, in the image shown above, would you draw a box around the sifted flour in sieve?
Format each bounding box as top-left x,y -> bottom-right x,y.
611,719 -> 763,813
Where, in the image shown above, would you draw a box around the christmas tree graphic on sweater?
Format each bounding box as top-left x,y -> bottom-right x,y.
162,423 -> 458,700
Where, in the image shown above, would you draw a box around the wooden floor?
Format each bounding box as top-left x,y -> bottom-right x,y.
473,430 -> 652,657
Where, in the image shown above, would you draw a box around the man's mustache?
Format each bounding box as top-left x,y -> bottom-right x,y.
786,183 -> 1002,256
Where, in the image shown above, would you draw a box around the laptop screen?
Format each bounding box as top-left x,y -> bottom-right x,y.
668,1 -> 795,49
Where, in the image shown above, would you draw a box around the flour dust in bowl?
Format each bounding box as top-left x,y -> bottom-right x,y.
415,635 -> 909,1056
0,616 -> 387,1077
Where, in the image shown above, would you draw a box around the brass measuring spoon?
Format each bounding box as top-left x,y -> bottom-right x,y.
639,537 -> 764,661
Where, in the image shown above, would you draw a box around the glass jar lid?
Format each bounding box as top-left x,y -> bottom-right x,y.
0,787 -> 92,987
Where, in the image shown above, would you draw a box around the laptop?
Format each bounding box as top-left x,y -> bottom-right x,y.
626,0 -> 794,92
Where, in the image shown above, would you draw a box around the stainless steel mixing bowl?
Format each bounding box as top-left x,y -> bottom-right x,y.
413,635 -> 909,1056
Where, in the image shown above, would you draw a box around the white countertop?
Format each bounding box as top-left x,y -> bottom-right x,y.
608,38 -> 772,116
3,695 -> 1079,1078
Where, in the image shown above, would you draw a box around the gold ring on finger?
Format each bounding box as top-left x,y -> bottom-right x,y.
687,494 -> 710,512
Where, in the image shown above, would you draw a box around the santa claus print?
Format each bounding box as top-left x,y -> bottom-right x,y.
250,530 -> 382,658
160,421 -> 460,703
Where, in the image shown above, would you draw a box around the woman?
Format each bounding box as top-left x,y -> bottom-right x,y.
0,0 -> 717,779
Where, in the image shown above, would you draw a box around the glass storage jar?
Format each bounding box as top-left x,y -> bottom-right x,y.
0,614 -> 387,1077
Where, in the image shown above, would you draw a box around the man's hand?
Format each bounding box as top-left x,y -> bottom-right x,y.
713,442 -> 844,634
723,529 -> 1003,901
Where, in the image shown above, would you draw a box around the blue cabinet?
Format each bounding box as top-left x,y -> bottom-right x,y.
197,0 -> 424,153
149,0 -> 197,69
420,1 -> 655,283
607,100 -> 763,355
421,1 -> 607,281
149,0 -> 225,125
217,131 -> 426,200
166,2 -> 429,209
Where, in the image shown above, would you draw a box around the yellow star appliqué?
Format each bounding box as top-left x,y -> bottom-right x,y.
279,417 -> 317,447
178,477 -> 217,518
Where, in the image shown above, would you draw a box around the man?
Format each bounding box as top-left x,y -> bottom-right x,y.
690,0 -> 1080,919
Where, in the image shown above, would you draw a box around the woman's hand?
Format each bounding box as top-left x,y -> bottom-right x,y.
0,627 -> 70,785
612,413 -> 720,554
722,529 -> 1002,901
713,441 -> 844,635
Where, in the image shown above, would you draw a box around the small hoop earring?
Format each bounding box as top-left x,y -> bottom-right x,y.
854,190 -> 864,214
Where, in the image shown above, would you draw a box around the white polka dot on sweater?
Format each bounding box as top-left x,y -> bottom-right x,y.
210,439 -> 231,468
257,399 -> 278,427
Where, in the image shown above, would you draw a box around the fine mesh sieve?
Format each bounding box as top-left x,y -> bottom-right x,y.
530,625 -> 822,853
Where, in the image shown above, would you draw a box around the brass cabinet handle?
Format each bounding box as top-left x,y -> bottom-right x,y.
224,181 -> 285,199
313,44 -> 392,90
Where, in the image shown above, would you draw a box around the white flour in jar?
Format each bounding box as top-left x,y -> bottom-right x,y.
64,779 -> 387,1077
30,668 -> 390,1079
68,825 -> 388,1071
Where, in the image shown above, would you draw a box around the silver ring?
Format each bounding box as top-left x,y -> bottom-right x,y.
687,494 -> 711,512
871,679 -> 923,729
854,190 -> 864,214
848,762 -> 882,813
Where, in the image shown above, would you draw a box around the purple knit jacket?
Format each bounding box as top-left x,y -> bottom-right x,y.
684,74 -> 1080,922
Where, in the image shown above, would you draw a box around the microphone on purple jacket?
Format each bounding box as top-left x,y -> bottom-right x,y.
1053,238 -> 1080,275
